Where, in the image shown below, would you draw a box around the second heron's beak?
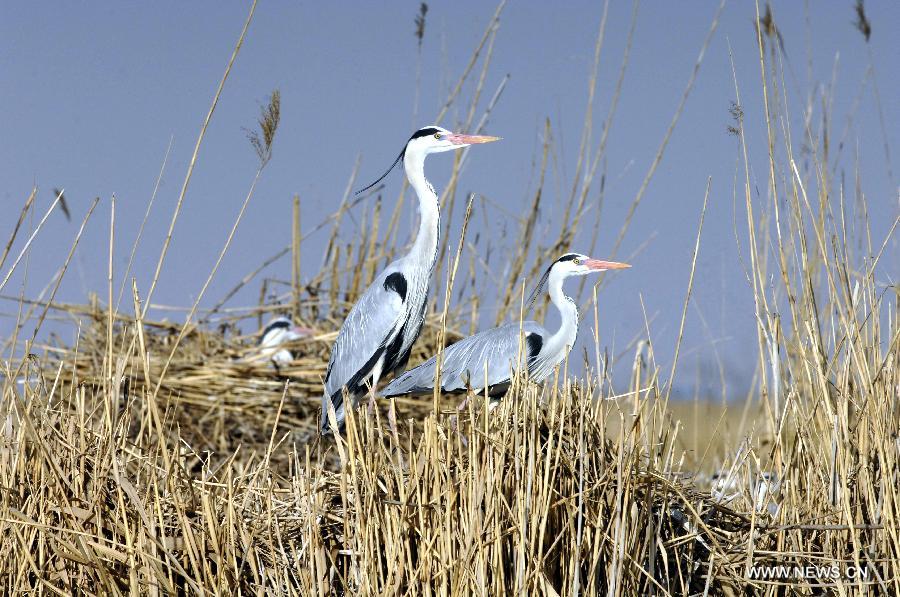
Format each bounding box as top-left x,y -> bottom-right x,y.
449,133 -> 501,146
585,259 -> 631,271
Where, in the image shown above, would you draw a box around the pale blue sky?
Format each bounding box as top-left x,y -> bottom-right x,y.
1,2 -> 897,396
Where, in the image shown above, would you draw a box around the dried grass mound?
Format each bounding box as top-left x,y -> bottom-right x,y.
1,355 -> 766,595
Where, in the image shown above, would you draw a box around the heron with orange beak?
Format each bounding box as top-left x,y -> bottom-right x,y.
380,253 -> 630,399
321,126 -> 500,434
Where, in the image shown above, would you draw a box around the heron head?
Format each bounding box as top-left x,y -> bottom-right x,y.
406,125 -> 501,155
260,316 -> 312,345
355,126 -> 500,195
525,253 -> 630,311
555,253 -> 631,277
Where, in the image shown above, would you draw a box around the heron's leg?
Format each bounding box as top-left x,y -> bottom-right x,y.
387,398 -> 399,437
367,358 -> 384,415
455,380 -> 475,412
449,389 -> 472,432
455,377 -> 474,412
366,380 -> 378,413
449,392 -> 472,447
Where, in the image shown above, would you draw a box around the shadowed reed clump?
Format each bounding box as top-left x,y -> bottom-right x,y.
854,0 -> 872,42
414,3 -> 428,48
51,187 -> 71,221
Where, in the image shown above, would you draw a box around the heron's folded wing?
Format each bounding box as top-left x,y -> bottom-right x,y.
324,271 -> 404,397
381,321 -> 545,396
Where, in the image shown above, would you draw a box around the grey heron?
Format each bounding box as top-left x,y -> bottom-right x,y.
258,316 -> 312,366
321,126 -> 500,433
380,253 -> 630,399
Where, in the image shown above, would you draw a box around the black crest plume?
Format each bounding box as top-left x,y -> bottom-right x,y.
355,127 -> 442,195
524,264 -> 553,314
524,254 -> 578,313
355,147 -> 406,196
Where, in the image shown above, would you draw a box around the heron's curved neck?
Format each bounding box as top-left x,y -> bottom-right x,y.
403,151 -> 440,270
544,270 -> 578,362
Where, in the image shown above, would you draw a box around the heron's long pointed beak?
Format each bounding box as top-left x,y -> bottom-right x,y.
585,258 -> 631,271
449,133 -> 501,145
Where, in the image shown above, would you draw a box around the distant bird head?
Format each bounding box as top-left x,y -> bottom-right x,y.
356,125 -> 500,195
526,252 -> 630,311
259,316 -> 312,345
258,316 -> 313,366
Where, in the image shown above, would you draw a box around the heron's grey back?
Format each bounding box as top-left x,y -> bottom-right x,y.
381,321 -> 546,396
324,268 -> 404,399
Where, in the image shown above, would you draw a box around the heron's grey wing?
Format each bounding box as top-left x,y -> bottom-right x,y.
381,321 -> 546,396
324,270 -> 404,400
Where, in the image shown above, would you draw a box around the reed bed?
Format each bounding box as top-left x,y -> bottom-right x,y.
2,2 -> 898,594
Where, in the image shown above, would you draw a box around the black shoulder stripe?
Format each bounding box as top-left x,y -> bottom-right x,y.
526,332 -> 544,361
382,327 -> 407,377
384,272 -> 408,301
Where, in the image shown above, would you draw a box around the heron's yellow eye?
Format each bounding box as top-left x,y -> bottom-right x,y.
434,133 -> 442,139
573,259 -> 582,265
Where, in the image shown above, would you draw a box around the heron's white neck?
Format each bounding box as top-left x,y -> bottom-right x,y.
403,151 -> 440,272
542,269 -> 579,366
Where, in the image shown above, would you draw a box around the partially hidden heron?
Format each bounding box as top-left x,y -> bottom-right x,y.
380,253 -> 630,400
321,126 -> 500,433
257,316 -> 313,366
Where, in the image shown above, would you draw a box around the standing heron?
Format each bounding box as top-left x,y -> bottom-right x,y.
380,253 -> 630,399
321,126 -> 500,433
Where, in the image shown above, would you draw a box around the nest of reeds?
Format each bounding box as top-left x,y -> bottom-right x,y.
30,303 -> 466,472
4,341 -> 841,595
